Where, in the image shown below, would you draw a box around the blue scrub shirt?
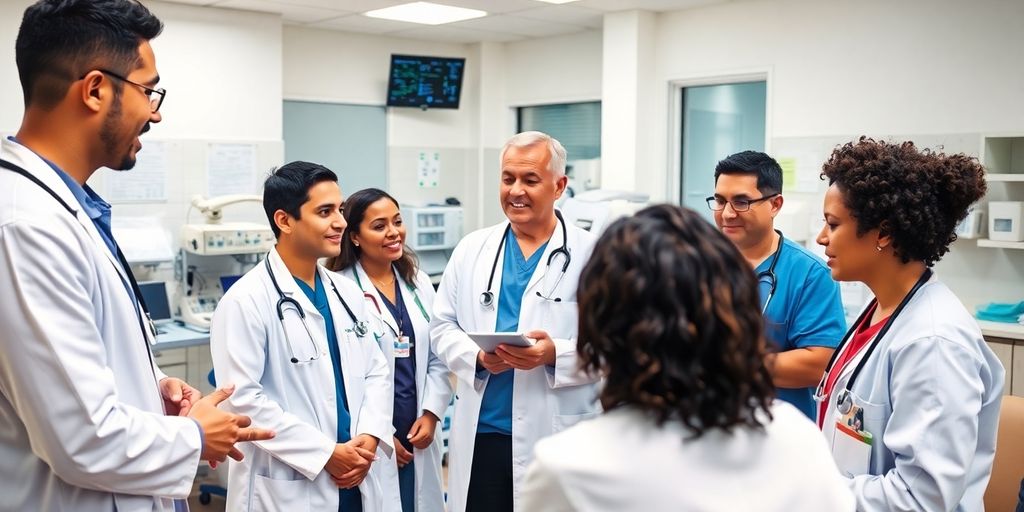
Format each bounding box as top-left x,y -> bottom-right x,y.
757,236 -> 846,419
294,274 -> 361,512
477,230 -> 548,435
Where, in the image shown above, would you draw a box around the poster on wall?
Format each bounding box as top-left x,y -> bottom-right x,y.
418,151 -> 440,188
207,143 -> 257,196
104,140 -> 168,202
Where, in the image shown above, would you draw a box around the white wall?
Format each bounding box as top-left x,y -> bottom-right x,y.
282,26 -> 604,232
627,0 -> 1024,309
1,0 -> 282,140
283,26 -> 485,229
504,29 -> 602,107
0,1 -> 28,133
646,0 -> 1024,199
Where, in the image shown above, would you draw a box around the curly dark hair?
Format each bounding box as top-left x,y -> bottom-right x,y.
577,204 -> 775,438
821,137 -> 987,266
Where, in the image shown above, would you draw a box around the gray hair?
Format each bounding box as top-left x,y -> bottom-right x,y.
500,131 -> 567,177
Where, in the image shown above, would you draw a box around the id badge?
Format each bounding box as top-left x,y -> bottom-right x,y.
394,336 -> 411,358
831,403 -> 872,477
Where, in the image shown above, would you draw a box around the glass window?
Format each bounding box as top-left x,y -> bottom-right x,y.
517,101 -> 601,160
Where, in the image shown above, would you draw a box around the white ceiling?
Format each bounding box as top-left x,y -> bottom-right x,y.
158,0 -> 731,43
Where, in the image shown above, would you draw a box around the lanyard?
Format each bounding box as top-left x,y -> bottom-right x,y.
818,268 -> 932,401
354,267 -> 430,322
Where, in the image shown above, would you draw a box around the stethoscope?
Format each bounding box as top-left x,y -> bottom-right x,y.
264,257 -> 370,364
353,268 -> 430,326
480,209 -> 571,309
0,157 -> 159,366
757,229 -> 784,314
813,268 -> 933,415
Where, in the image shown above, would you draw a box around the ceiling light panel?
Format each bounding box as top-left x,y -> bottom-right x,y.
364,2 -> 487,25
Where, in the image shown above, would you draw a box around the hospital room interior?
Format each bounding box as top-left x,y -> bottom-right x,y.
1,0 -> 1023,510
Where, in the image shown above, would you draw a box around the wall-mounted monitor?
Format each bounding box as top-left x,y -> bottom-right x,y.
386,54 -> 465,109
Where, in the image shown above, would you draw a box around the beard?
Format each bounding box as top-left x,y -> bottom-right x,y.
99,93 -> 137,171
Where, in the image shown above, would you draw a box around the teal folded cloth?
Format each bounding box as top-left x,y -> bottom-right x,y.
975,301 -> 1024,323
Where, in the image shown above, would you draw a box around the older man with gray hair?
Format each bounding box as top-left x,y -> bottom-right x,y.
431,131 -> 601,512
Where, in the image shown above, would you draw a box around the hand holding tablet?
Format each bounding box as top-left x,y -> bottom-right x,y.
467,332 -> 535,353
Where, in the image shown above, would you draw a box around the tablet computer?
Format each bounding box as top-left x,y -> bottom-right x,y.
467,332 -> 534,353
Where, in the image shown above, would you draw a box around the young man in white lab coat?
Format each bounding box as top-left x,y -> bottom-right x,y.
431,131 -> 601,512
210,161 -> 395,511
0,2 -> 273,510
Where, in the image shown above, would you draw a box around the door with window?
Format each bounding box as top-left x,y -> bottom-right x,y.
679,81 -> 766,220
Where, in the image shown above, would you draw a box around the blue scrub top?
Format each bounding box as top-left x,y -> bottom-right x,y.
477,230 -> 548,435
757,236 -> 846,419
294,274 -> 361,512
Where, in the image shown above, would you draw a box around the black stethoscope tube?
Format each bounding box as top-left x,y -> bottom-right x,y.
818,268 -> 933,414
480,209 -> 571,308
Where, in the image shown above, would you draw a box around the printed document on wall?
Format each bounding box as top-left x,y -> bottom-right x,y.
208,143 -> 257,196
104,140 -> 168,202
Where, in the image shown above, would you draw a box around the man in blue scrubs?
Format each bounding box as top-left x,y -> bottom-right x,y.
210,162 -> 394,510
710,151 -> 846,419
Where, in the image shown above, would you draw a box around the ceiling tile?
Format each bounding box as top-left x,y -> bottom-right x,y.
574,0 -> 727,13
272,0 -> 364,9
390,24 -> 525,43
452,14 -> 583,37
307,13 -> 421,33
511,4 -> 604,28
155,0 -> 218,5
212,0 -> 349,23
432,0 -> 553,15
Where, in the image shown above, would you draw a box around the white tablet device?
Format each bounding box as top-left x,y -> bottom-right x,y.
467,332 -> 535,353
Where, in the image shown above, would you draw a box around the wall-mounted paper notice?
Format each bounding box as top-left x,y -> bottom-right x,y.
418,151 -> 440,188
207,143 -> 257,196
104,140 -> 168,202
112,216 -> 174,263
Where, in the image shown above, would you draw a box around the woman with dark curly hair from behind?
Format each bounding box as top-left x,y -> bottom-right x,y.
517,204 -> 854,512
815,137 -> 1004,511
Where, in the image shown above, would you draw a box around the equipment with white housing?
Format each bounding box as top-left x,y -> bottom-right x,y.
181,194 -> 274,255
559,189 -> 649,234
177,195 -> 272,329
403,205 -> 463,278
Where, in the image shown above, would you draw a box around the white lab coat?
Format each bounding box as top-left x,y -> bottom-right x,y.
519,403 -> 856,511
210,249 -> 394,511
819,276 -> 1004,511
339,263 -> 453,512
430,220 -> 602,512
0,138 -> 202,511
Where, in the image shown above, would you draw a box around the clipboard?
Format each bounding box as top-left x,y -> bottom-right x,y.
467,332 -> 535,353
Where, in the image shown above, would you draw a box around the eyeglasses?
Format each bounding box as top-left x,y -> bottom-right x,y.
94,69 -> 166,113
706,193 -> 780,212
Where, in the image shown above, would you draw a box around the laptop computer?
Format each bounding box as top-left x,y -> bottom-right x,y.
139,281 -> 173,334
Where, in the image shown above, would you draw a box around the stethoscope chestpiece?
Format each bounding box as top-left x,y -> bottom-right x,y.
836,389 -> 853,415
480,291 -> 494,309
354,321 -> 369,338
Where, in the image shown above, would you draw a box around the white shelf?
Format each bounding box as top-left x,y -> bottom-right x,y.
977,238 -> 1024,249
977,319 -> 1024,341
986,173 -> 1024,182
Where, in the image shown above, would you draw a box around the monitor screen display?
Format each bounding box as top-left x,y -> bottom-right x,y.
139,281 -> 172,321
386,54 -> 465,109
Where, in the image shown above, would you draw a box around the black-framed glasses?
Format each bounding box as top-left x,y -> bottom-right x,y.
706,193 -> 780,212
95,69 -> 166,113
